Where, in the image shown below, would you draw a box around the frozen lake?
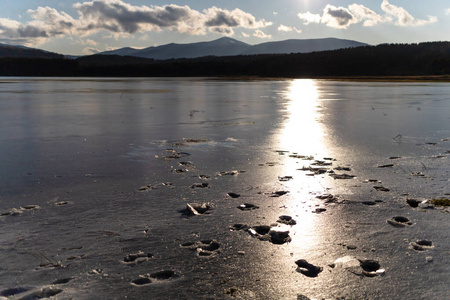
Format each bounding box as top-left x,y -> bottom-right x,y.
0,78 -> 449,299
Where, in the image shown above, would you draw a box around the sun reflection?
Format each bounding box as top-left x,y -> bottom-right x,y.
276,79 -> 330,255
280,79 -> 324,155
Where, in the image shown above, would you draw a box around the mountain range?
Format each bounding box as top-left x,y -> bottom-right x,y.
1,41 -> 449,77
0,37 -> 369,60
99,37 -> 369,60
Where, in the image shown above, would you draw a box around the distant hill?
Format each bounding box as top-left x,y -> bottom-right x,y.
0,43 -> 63,59
99,47 -> 142,57
98,37 -> 368,59
241,38 -> 368,55
101,37 -> 251,60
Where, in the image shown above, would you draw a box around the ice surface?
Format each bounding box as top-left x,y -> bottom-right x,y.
0,78 -> 449,299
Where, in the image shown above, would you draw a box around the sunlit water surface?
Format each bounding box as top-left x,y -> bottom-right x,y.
0,78 -> 449,299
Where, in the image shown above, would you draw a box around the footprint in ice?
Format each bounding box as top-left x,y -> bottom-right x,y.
1,205 -> 40,216
150,270 -> 179,280
361,201 -> 377,206
131,270 -> 179,286
13,287 -> 63,299
295,259 -> 322,277
52,278 -> 72,285
406,198 -> 433,209
131,277 -> 152,286
190,182 -> 209,189
218,170 -> 244,176
373,186 -> 390,192
330,256 -> 385,277
138,184 -> 156,192
278,176 -> 293,181
227,192 -> 241,198
270,191 -> 289,197
1,208 -> 23,216
269,226 -> 291,244
229,224 -> 249,231
387,216 -> 413,227
237,203 -> 259,211
0,287 -> 32,297
247,225 -> 271,241
406,198 -> 421,208
359,259 -> 385,277
123,251 -> 154,265
196,240 -> 220,256
179,203 -> 212,216
277,215 -> 297,225
248,225 -> 291,244
409,240 -> 434,251
21,205 -> 40,210
180,240 -> 220,256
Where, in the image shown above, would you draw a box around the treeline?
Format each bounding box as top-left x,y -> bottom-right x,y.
0,45 -> 63,59
0,42 -> 449,77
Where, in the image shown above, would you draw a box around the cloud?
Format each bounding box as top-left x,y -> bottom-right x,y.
298,0 -> 437,29
277,24 -> 291,32
253,30 -> 271,39
27,6 -> 76,35
204,6 -> 271,35
204,7 -> 270,28
297,11 -> 321,25
73,1 -> 271,36
446,8 -> 450,15
349,4 -> 385,26
208,26 -> 234,36
84,39 -> 98,46
82,47 -> 100,54
241,32 -> 249,38
321,5 -> 358,29
380,0 -> 437,26
74,1 -> 204,35
0,0 -> 271,45
277,24 -> 302,33
0,17 -> 50,45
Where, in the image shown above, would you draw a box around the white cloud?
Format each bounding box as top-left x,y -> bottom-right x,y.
85,39 -> 98,46
298,0 -> 437,29
253,30 -> 271,39
297,11 -> 321,25
277,24 -> 302,33
349,4 -> 385,26
203,6 -> 271,36
0,0 -> 271,45
241,32 -> 249,37
277,24 -> 291,32
381,0 -> 437,26
204,7 -> 271,28
446,8 -> 450,15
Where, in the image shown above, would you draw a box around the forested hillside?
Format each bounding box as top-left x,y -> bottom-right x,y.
1,42 -> 448,77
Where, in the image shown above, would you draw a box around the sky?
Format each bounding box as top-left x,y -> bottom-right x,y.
1,0 -> 449,55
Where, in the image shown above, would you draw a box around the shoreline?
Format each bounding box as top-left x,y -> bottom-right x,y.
1,74 -> 449,82
209,74 -> 450,82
